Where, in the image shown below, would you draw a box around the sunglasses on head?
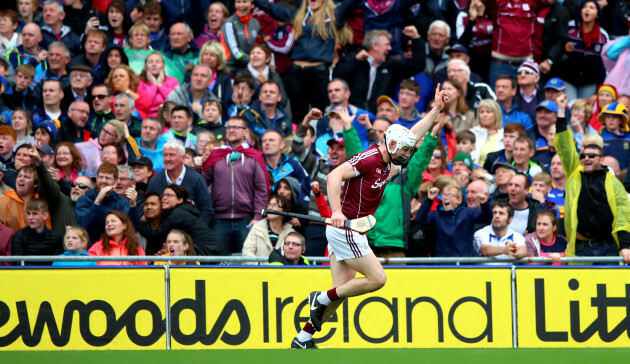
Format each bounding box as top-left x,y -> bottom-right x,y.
580,152 -> 601,160
71,182 -> 90,189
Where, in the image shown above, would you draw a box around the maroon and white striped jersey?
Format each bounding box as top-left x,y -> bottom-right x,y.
339,144 -> 390,219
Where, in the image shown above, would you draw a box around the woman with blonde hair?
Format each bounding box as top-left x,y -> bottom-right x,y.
253,0 -> 353,122
470,99 -> 504,165
105,64 -> 151,119
138,52 -> 180,117
192,41 -> 232,106
53,226 -> 97,267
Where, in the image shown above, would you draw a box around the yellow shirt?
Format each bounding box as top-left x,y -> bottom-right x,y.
479,132 -> 499,166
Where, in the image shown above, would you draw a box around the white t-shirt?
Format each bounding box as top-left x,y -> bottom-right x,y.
474,225 -> 526,264
508,208 -> 529,235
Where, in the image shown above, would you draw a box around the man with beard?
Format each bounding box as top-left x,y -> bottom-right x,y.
202,116 -> 268,254
474,200 -> 527,264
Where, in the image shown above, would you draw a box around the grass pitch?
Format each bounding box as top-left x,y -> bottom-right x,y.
3,349 -> 630,364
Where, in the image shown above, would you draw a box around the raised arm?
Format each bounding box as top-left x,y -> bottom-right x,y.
253,0 -> 296,22
410,84 -> 448,140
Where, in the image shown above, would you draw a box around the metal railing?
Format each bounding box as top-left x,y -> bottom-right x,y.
0,255 -> 626,266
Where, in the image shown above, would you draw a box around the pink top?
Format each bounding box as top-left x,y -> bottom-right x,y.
88,237 -> 147,266
341,145 -> 390,219
138,77 -> 180,117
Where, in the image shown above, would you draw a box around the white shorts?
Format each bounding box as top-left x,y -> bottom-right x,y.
326,225 -> 373,261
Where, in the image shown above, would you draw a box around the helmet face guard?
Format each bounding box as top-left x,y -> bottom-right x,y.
384,124 -> 416,165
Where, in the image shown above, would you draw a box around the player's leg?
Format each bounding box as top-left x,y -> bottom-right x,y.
320,252 -> 357,322
334,252 -> 387,298
292,253 -> 356,348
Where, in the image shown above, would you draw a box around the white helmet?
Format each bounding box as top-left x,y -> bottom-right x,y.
384,124 -> 416,165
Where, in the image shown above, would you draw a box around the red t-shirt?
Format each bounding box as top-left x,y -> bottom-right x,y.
340,145 -> 390,219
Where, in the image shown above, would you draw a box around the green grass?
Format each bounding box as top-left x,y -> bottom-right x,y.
2,349 -> 630,364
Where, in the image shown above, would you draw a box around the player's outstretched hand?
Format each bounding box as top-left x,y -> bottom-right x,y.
330,210 -> 347,229
434,84 -> 448,111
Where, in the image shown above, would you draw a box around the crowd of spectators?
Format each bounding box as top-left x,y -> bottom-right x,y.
0,0 -> 629,266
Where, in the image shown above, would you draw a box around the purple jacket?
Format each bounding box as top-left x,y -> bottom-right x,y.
203,145 -> 268,220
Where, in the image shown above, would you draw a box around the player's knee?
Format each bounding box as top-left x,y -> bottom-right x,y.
372,271 -> 387,291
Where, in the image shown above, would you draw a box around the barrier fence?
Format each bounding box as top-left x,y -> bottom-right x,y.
0,257 -> 628,351
1,255 -> 627,265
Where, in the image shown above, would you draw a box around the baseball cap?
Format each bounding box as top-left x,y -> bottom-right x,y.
491,162 -> 518,175
131,156 -> 154,169
446,43 -> 469,56
517,59 -> 539,77
36,144 -> 54,156
452,152 -> 473,172
376,95 -> 399,113
536,100 -> 558,113
326,136 -> 345,147
545,77 -> 566,91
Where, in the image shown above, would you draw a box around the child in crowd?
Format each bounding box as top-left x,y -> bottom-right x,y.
53,226 -> 97,267
183,148 -> 197,169
456,130 -> 476,155
154,229 -> 199,266
597,101 -> 630,169
194,131 -> 215,156
531,173 -> 560,212
449,130 -> 480,171
11,199 -> 63,265
415,183 -> 492,257
192,100 -> 225,140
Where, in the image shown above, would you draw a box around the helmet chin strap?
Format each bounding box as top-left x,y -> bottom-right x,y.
384,137 -> 409,165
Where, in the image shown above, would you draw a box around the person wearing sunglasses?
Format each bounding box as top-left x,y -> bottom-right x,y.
87,83 -> 115,134
554,93 -> 630,264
